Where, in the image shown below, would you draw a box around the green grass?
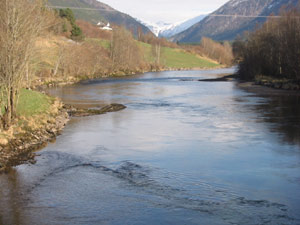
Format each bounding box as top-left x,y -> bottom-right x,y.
16,89 -> 52,117
162,47 -> 219,68
138,42 -> 219,69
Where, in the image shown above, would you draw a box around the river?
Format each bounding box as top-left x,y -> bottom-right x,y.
1,68 -> 300,225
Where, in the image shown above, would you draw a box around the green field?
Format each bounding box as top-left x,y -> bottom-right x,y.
162,47 -> 219,68
16,89 -> 52,117
138,42 -> 219,69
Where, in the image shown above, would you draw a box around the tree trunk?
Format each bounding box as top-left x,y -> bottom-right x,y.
10,87 -> 17,119
3,89 -> 12,129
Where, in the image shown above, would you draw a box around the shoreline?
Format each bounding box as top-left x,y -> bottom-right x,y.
198,73 -> 300,96
34,65 -> 228,88
0,104 -> 69,173
0,102 -> 126,173
237,81 -> 300,96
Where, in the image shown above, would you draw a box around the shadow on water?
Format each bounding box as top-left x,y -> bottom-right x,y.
0,170 -> 22,225
257,95 -> 300,147
235,83 -> 300,148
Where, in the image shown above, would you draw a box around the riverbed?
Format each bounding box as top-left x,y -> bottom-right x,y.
1,68 -> 300,225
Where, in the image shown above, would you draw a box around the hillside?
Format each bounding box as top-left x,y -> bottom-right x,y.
73,38 -> 220,69
47,0 -> 152,35
172,0 -> 299,42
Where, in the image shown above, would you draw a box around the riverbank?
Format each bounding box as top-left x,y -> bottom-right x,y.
33,35 -> 224,88
0,94 -> 69,173
200,73 -> 300,95
34,65 -> 227,88
0,91 -> 127,173
254,76 -> 300,91
237,81 -> 300,96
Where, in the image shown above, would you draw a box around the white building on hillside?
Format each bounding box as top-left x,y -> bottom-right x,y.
97,22 -> 112,31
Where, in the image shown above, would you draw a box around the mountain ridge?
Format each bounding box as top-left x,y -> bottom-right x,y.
48,0 -> 152,35
172,0 -> 299,42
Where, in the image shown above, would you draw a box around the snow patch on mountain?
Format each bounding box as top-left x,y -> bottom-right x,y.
138,15 -> 207,38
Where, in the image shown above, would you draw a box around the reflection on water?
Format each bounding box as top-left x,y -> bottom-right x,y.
257,95 -> 300,146
1,68 -> 300,225
0,169 -> 22,225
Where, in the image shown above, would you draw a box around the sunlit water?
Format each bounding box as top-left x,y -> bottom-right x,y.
1,69 -> 300,225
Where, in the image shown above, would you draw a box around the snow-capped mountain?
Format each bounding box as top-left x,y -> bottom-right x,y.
140,21 -> 169,36
138,15 -> 206,38
160,15 -> 206,38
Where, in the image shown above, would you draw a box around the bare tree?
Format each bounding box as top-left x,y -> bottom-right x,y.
0,0 -> 47,128
152,39 -> 162,66
110,27 -> 145,72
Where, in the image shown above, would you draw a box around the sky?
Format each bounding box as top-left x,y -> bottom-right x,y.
100,0 -> 229,24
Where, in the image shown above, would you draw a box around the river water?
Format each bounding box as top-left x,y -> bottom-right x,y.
1,69 -> 300,225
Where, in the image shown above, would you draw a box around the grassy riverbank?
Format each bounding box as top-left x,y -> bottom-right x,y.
16,89 -> 52,116
0,89 -> 69,172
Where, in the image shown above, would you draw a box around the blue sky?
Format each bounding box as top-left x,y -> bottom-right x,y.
100,0 -> 229,23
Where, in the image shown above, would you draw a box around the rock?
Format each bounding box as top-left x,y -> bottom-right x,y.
99,104 -> 126,113
69,103 -> 126,117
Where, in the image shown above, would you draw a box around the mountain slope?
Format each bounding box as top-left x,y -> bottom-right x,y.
48,0 -> 152,35
159,15 -> 206,38
172,0 -> 299,42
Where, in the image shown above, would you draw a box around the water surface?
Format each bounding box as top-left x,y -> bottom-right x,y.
1,69 -> 300,225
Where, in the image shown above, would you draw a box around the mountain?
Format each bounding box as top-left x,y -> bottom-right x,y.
172,0 -> 299,42
159,15 -> 206,38
139,21 -> 169,37
47,0 -> 152,35
140,15 -> 206,38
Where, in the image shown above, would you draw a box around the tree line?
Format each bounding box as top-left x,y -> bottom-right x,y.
233,6 -> 300,81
